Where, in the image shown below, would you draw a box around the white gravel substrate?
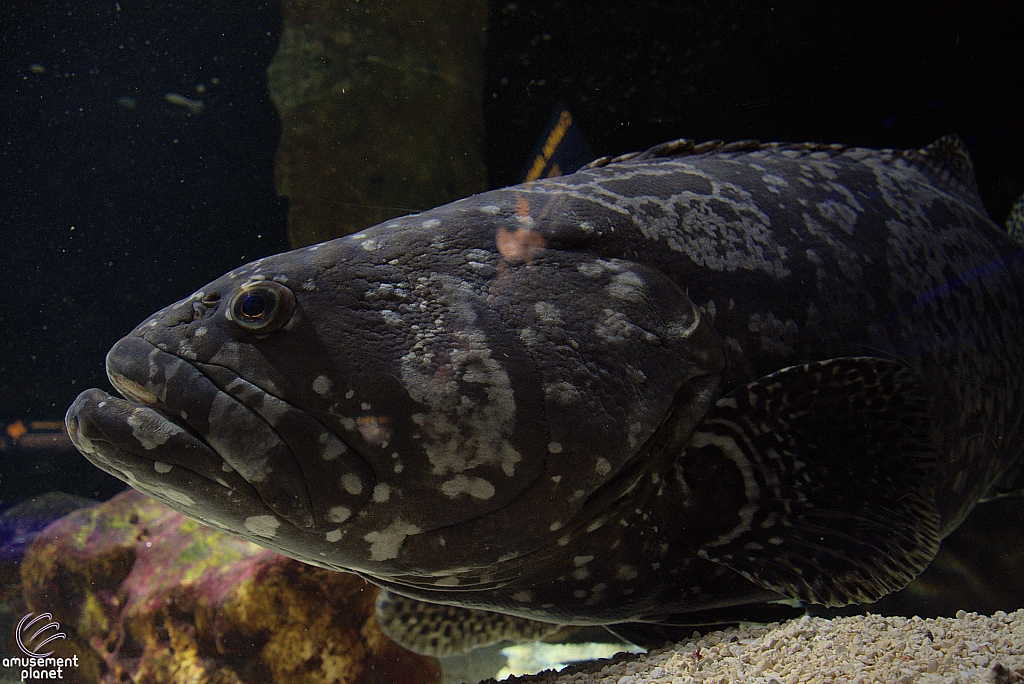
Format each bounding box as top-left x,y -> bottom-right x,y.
499,610 -> 1024,684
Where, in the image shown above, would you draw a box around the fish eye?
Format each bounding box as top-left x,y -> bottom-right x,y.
227,281 -> 295,333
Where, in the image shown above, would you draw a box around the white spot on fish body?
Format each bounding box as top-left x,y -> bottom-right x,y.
534,301 -> 563,324
519,326 -> 539,348
479,205 -> 501,215
594,308 -> 658,346
325,529 -> 342,542
341,474 -> 363,495
313,375 -> 332,396
440,475 -> 495,500
421,218 -> 441,229
364,520 -> 421,561
154,462 -> 172,474
372,483 -> 391,503
549,521 -> 563,531
616,564 -> 638,580
513,590 -> 534,602
319,433 -> 345,461
547,442 -> 562,454
245,515 -> 280,538
545,381 -> 581,406
345,390 -> 355,399
574,555 -> 594,567
595,458 -> 611,476
329,507 -> 352,523
127,409 -> 177,450
360,402 -> 371,411
605,271 -> 646,302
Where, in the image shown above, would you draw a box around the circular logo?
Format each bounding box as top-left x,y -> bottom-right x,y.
16,613 -> 66,658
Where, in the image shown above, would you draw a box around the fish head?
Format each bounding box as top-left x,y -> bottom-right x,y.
67,204 -> 724,579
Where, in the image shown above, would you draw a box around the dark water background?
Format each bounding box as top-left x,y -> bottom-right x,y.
1,1 -> 1022,505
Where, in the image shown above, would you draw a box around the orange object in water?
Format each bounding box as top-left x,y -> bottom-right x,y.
5,420 -> 27,441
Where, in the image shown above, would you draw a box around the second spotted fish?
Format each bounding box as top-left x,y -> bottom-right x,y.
67,136 -> 1024,655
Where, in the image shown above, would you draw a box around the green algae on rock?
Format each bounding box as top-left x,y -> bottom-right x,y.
20,489 -> 442,684
268,0 -> 488,247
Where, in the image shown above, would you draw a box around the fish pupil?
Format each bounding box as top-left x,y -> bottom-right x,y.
240,292 -> 268,319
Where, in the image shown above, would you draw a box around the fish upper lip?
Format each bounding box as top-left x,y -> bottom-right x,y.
108,367 -> 202,438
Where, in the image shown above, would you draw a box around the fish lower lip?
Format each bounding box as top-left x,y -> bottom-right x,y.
66,388 -> 259,502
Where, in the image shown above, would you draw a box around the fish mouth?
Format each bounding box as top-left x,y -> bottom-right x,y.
67,335 -> 371,536
67,387 -> 268,520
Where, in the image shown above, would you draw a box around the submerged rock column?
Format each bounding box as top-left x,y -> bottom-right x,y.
269,0 -> 489,247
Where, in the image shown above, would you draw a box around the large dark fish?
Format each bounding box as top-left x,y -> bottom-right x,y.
66,137 -> 1024,655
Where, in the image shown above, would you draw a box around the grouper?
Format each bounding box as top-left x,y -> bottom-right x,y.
66,137 -> 1024,655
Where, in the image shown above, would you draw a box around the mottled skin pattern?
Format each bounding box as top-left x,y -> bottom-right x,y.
67,139 -> 1024,643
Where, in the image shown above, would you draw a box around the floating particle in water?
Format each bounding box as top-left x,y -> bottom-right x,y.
164,92 -> 204,114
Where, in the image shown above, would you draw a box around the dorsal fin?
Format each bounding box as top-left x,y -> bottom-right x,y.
583,135 -> 981,199
583,138 -> 855,170
911,134 -> 977,195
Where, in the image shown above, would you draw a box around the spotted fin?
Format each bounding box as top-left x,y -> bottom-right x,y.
914,134 -> 977,194
688,357 -> 942,607
1006,190 -> 1024,246
375,589 -> 564,657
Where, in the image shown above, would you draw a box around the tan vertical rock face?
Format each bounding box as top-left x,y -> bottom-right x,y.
268,0 -> 489,248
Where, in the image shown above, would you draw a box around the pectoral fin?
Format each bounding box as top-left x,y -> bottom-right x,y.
685,357 -> 941,607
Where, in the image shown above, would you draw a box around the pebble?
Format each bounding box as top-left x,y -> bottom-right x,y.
503,610 -> 1024,684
